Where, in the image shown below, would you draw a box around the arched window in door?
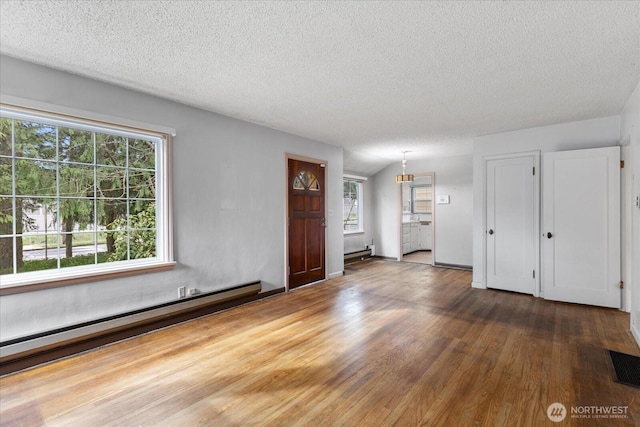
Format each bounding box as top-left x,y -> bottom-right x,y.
292,170 -> 320,191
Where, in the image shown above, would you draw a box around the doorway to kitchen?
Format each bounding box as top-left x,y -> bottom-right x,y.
399,173 -> 434,265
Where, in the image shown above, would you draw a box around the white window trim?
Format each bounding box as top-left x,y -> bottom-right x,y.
411,184 -> 432,215
343,173 -> 368,181
0,95 -> 176,137
0,98 -> 175,293
343,175 -> 365,235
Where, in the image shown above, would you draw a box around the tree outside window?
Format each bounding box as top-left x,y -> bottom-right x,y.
343,178 -> 363,233
0,113 -> 161,279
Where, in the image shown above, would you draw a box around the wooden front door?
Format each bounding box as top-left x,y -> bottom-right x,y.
288,159 -> 325,289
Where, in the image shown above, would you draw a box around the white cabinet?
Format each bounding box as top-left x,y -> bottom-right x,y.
418,223 -> 432,250
425,224 -> 432,250
410,223 -> 419,252
411,222 -> 420,252
418,225 -> 426,249
403,223 -> 421,254
402,224 -> 411,254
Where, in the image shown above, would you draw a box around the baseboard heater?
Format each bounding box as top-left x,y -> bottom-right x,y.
344,249 -> 372,263
0,281 -> 261,365
434,262 -> 472,271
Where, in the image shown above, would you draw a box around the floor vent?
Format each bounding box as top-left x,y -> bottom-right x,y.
609,349 -> 640,388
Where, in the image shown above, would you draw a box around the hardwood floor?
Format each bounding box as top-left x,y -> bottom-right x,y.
1,259 -> 638,426
403,250 -> 432,264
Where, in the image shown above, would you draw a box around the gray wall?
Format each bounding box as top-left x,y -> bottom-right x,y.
0,55 -> 344,340
372,155 -> 473,266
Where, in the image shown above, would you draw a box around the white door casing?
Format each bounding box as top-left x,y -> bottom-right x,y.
632,141 -> 640,342
485,153 -> 539,295
542,146 -> 621,308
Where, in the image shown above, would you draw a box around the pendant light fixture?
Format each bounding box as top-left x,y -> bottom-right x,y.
395,151 -> 414,183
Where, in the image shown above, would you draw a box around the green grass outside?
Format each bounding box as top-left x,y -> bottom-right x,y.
0,252 -> 111,275
22,233 -> 109,249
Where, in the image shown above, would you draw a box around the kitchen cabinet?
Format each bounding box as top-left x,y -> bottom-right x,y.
410,223 -> 419,252
403,222 -> 420,254
402,223 -> 411,254
418,223 -> 431,250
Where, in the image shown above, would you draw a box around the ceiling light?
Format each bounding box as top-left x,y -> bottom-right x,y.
395,151 -> 414,183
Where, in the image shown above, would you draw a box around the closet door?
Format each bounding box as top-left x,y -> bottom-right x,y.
486,154 -> 539,295
542,146 -> 620,308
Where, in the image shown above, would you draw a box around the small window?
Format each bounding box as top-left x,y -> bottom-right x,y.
411,185 -> 432,214
0,104 -> 173,289
343,178 -> 363,233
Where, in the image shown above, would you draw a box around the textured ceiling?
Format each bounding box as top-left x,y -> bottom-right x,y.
1,1 -> 639,175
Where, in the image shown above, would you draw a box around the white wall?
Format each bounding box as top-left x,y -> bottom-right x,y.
472,116 -> 622,292
372,155 -> 473,266
0,55 -> 344,341
343,171 -> 375,255
620,81 -> 640,344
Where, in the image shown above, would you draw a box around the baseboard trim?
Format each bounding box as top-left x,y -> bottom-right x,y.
2,281 -> 261,349
328,271 -> 344,279
434,262 -> 473,271
472,281 -> 486,289
632,324 -> 640,351
0,286 -> 284,376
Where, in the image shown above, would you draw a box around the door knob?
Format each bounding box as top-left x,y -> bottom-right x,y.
488,229 -> 494,235
547,232 -> 553,239
320,218 -> 326,228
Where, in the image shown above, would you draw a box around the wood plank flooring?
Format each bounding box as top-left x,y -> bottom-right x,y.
402,250 -> 432,265
1,258 -> 639,426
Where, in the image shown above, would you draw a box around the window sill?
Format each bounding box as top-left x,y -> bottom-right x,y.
0,261 -> 176,296
344,231 -> 365,236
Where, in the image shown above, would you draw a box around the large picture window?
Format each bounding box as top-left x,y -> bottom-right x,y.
343,177 -> 363,233
0,104 -> 173,289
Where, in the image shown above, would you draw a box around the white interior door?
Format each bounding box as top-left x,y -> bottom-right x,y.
486,154 -> 538,295
632,142 -> 640,342
542,146 -> 620,308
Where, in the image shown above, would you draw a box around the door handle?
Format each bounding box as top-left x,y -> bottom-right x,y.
320,218 -> 326,228
488,229 -> 494,235
547,232 -> 553,239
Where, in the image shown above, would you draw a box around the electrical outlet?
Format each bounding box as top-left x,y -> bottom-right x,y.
178,286 -> 186,298
188,288 -> 198,296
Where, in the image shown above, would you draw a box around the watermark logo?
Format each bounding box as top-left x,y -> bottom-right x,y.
547,402 -> 567,422
547,402 -> 630,421
570,405 -> 629,419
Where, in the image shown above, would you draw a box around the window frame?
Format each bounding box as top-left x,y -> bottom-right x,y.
343,175 -> 365,235
411,185 -> 432,215
0,98 -> 175,294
